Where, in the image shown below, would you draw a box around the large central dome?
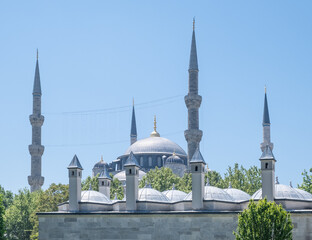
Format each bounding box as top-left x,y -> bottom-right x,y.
124,136 -> 186,156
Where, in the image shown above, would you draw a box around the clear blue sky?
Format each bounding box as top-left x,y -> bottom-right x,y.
0,1 -> 311,193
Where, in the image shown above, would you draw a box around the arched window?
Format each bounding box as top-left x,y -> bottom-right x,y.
195,166 -> 198,172
148,157 -> 152,167
129,169 -> 132,174
265,163 -> 268,169
102,181 -> 104,186
157,157 -> 161,166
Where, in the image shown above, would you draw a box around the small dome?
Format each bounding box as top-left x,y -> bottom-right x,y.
93,156 -> 108,169
185,186 -> 234,201
113,170 -> 146,182
124,137 -> 186,156
162,189 -> 187,202
138,185 -> 170,202
252,184 -> 312,200
224,188 -> 251,202
81,190 -> 111,203
165,154 -> 184,164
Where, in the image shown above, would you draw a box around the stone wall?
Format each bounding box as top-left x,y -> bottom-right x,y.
38,211 -> 312,240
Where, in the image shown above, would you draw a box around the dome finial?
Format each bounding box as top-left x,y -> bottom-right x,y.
100,155 -> 103,163
172,183 -> 175,190
229,181 -> 232,188
89,183 -> 92,190
290,181 -> 293,188
114,193 -> 118,200
276,176 -> 279,184
150,115 -> 160,137
206,176 -> 210,186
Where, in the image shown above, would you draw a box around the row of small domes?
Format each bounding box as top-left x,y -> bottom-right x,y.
80,182 -> 312,204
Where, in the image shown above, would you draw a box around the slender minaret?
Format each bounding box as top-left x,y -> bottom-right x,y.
190,147 -> 206,210
184,19 -> 203,163
28,50 -> 45,192
260,88 -> 273,152
260,145 -> 276,201
130,99 -> 137,145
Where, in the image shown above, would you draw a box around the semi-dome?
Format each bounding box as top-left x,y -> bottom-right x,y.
81,190 -> 111,203
114,169 -> 146,182
224,184 -> 250,202
185,185 -> 234,201
252,184 -> 312,200
162,186 -> 187,202
138,185 -> 170,202
124,136 -> 186,156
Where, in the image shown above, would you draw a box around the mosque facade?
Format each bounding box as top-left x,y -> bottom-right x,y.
32,21 -> 312,239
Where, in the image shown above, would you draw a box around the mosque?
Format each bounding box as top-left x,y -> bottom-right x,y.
30,21 -> 312,239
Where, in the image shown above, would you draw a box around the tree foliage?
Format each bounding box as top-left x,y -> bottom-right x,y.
0,185 -> 13,209
4,189 -> 39,240
0,194 -> 5,240
139,167 -> 181,192
234,199 -> 293,240
110,175 -> 124,200
298,168 -> 312,194
176,173 -> 192,193
82,174 -> 99,191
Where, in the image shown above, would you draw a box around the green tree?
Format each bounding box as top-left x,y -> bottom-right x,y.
110,175 -> 124,200
0,194 -> 5,240
139,167 -> 180,192
223,163 -> 261,195
205,170 -> 224,188
298,168 -> 312,194
176,173 -> 192,193
4,189 -> 39,240
29,184 -> 69,240
0,185 -> 13,209
234,199 -> 293,240
82,174 -> 99,191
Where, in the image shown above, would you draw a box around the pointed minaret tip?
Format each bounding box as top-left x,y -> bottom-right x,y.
264,85 -> 267,94
189,19 -> 198,71
193,17 -> 195,31
36,49 -> 39,60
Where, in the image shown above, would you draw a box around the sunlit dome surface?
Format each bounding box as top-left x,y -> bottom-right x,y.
81,190 -> 111,203
185,186 -> 234,201
138,185 -> 170,202
113,170 -> 146,182
224,188 -> 251,202
124,136 -> 186,156
252,184 -> 312,200
162,189 -> 187,202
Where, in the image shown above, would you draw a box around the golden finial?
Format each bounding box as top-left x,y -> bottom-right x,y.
150,115 -> 160,137
36,49 -> 39,60
100,155 -> 103,162
265,85 -> 267,94
193,17 -> 195,31
154,115 -> 157,132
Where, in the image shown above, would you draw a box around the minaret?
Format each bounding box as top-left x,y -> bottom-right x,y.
260,87 -> 273,152
184,19 -> 203,163
260,145 -> 276,201
130,99 -> 137,145
28,50 -> 45,192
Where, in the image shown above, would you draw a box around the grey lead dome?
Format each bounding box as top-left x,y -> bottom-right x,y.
124,136 -> 186,156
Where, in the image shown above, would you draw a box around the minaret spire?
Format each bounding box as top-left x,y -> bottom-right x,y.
130,99 -> 137,145
260,88 -> 273,152
28,50 -> 45,192
184,19 -> 203,163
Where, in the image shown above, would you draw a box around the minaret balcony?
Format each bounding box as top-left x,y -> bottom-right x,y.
29,114 -> 44,126
184,129 -> 203,142
28,145 -> 44,156
184,94 -> 202,109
